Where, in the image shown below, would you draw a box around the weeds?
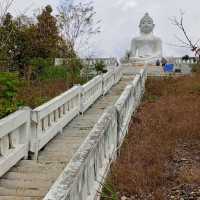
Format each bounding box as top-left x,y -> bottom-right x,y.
105,74 -> 200,199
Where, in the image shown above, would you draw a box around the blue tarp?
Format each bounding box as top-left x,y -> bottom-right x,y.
164,64 -> 174,73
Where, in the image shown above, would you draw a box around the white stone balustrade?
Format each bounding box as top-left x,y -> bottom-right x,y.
81,58 -> 118,66
31,86 -> 81,159
167,57 -> 198,66
44,107 -> 118,200
103,70 -> 115,95
0,108 -> 30,177
44,68 -> 147,200
81,75 -> 103,113
0,66 -> 123,177
115,68 -> 147,146
55,57 -> 118,67
114,67 -> 123,85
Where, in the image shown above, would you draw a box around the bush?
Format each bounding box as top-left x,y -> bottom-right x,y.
29,58 -> 54,79
0,72 -> 24,118
0,72 -> 19,100
39,65 -> 68,81
95,60 -> 106,74
0,100 -> 24,119
65,57 -> 85,86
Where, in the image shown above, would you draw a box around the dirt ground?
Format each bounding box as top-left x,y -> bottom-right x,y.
103,73 -> 200,200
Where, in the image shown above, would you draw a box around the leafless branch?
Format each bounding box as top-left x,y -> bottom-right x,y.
170,11 -> 200,59
0,0 -> 15,49
58,1 -> 101,56
166,42 -> 191,49
0,0 -> 14,24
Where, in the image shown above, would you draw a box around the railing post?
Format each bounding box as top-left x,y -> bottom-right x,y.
21,106 -> 31,159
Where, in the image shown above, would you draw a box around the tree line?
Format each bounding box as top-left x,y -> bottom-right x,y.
0,0 -> 100,80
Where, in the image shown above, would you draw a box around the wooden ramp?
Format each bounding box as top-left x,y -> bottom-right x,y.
0,76 -> 133,200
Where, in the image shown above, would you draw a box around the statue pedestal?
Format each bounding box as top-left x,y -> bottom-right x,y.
129,56 -> 161,66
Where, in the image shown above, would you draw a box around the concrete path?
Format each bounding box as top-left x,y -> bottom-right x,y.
122,64 -> 192,76
0,76 -> 133,200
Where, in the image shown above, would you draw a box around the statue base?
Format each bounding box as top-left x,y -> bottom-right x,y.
129,56 -> 162,66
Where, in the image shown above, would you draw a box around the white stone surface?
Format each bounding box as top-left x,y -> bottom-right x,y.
0,66 -> 146,200
0,108 -> 30,177
44,68 -> 147,200
130,13 -> 163,64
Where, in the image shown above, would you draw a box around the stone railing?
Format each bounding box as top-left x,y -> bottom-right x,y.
0,108 -> 30,177
81,75 -> 103,113
31,86 -> 81,159
81,58 -> 119,66
103,70 -> 115,95
55,57 -> 119,67
44,68 -> 147,200
114,67 -> 124,84
167,57 -> 198,66
0,67 -> 123,175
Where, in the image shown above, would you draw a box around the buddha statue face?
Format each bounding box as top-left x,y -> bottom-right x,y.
139,13 -> 155,34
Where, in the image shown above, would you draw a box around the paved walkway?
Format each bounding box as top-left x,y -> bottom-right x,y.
0,76 -> 133,200
122,64 -> 191,76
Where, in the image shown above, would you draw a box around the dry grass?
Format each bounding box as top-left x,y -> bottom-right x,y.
105,73 -> 200,199
16,80 -> 70,108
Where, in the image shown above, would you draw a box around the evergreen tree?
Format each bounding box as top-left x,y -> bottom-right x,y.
35,5 -> 60,58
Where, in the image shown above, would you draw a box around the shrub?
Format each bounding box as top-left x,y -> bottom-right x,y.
65,57 -> 85,86
39,65 -> 68,81
0,100 -> 24,119
95,60 -> 106,74
0,72 -> 19,100
29,58 -> 54,80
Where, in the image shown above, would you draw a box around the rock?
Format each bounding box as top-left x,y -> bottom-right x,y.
121,196 -> 127,200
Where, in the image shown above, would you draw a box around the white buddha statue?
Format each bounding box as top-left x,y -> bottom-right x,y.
130,13 -> 162,64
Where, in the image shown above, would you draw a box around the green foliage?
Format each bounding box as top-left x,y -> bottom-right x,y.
36,5 -> 60,58
29,57 -> 53,79
66,57 -> 84,85
39,65 -> 68,81
0,6 -> 63,76
100,182 -> 118,200
0,72 -> 24,118
95,60 -> 106,74
0,100 -> 24,119
0,72 -> 19,100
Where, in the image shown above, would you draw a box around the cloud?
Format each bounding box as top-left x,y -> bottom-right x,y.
12,0 -> 200,58
115,0 -> 138,11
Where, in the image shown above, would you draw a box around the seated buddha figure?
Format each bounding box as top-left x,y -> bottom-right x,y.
130,13 -> 163,64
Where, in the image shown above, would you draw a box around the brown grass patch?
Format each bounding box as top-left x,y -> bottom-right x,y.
105,73 -> 200,199
16,80 -> 70,108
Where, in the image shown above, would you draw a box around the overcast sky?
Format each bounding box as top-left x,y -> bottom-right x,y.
11,0 -> 200,58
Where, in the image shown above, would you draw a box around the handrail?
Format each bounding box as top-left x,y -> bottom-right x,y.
0,107 -> 30,177
30,86 -> 81,159
43,68 -> 147,200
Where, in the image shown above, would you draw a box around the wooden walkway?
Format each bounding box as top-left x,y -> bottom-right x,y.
0,76 -> 133,200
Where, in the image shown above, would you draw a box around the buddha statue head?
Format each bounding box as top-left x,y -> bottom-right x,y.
139,13 -> 155,34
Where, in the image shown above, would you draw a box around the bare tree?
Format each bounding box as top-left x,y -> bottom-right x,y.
58,1 -> 101,56
0,0 -> 14,23
0,0 -> 14,48
170,11 -> 200,60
